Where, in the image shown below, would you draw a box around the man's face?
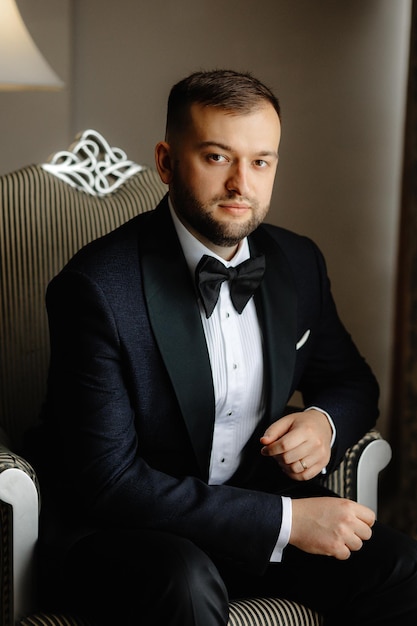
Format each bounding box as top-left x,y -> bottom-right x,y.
156,102 -> 281,258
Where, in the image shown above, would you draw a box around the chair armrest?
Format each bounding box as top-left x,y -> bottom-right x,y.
322,429 -> 392,515
0,444 -> 40,625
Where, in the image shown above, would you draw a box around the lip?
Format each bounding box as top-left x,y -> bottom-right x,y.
218,203 -> 250,211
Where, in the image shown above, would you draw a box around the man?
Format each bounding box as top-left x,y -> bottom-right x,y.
35,70 -> 417,625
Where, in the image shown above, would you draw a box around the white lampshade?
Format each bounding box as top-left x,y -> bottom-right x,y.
0,0 -> 64,90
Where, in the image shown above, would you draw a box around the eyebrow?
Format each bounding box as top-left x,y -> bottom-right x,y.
198,141 -> 278,159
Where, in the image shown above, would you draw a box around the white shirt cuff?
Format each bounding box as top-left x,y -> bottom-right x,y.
270,496 -> 292,562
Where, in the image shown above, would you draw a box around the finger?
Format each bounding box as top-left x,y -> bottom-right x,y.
261,416 -> 293,444
284,457 -> 309,474
289,461 -> 320,481
261,430 -> 309,459
278,460 -> 317,482
276,459 -> 302,476
334,545 -> 351,561
283,439 -> 317,465
354,520 -> 374,542
346,535 -> 364,552
353,503 -> 376,528
282,441 -> 322,469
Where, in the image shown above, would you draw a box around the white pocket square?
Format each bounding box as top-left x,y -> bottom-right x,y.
296,329 -> 310,350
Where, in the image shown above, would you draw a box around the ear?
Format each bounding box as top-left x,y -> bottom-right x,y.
155,141 -> 174,184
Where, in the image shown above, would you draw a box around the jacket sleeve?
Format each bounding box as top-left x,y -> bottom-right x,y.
293,237 -> 380,470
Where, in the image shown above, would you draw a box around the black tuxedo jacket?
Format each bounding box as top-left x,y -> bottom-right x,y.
38,196 -> 379,574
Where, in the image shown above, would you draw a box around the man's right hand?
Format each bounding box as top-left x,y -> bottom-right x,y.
290,497 -> 375,560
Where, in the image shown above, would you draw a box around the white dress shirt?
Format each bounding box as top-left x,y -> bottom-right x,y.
169,201 -> 291,560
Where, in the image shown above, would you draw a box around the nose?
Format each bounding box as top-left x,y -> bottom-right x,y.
225,162 -> 250,197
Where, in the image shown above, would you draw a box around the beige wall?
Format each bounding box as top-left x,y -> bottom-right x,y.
0,0 -> 71,174
0,0 -> 412,434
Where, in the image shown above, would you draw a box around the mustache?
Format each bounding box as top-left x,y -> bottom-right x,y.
212,193 -> 254,205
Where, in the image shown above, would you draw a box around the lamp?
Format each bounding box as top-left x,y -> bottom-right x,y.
0,0 -> 64,90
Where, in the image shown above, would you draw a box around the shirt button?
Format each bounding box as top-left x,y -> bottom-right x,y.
232,363 -> 238,369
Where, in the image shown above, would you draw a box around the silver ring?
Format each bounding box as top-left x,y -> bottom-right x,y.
300,459 -> 307,471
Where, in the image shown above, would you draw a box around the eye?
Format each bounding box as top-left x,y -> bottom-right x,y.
254,159 -> 268,168
207,153 -> 228,163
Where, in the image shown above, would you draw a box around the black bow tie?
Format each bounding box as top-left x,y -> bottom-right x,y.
195,253 -> 266,318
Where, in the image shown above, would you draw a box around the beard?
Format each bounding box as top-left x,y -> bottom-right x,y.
170,170 -> 269,247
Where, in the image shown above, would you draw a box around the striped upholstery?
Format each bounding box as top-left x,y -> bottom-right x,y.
229,598 -> 322,626
323,429 -> 384,500
0,164 -> 167,450
15,601 -> 321,626
0,140 -> 383,626
18,614 -> 92,626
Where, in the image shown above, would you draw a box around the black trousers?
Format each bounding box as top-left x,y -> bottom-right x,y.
43,520 -> 417,626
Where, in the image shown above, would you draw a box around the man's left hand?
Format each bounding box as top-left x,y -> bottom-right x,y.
260,409 -> 332,480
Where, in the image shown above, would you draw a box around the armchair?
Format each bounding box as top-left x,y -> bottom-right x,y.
0,130 -> 392,626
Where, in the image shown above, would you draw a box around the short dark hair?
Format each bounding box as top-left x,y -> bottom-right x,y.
165,69 -> 281,139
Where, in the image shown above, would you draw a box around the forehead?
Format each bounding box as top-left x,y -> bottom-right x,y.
185,102 -> 281,151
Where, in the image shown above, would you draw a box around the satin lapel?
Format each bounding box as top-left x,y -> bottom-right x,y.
137,200 -> 215,479
250,227 -> 298,424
